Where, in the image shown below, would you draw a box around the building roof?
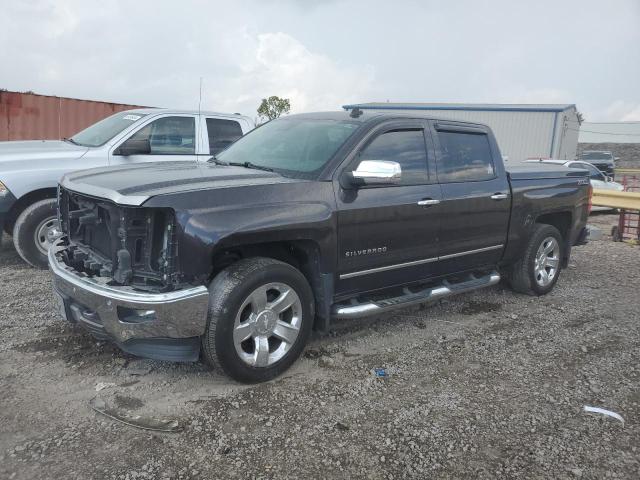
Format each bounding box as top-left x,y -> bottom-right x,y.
342,102 -> 576,113
578,122 -> 640,144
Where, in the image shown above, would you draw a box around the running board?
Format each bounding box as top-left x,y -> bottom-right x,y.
332,271 -> 501,320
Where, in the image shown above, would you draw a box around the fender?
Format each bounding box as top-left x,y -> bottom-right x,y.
144,180 -> 338,282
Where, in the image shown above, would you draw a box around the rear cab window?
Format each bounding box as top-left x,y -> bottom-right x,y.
435,129 -> 495,183
206,118 -> 244,154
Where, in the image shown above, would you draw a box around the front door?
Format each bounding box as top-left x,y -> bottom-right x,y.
431,121 -> 510,274
335,121 -> 442,297
109,114 -> 199,165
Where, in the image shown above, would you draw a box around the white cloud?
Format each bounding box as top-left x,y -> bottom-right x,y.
0,1 -> 376,118
621,107 -> 640,122
236,32 -> 375,113
494,88 -> 573,105
0,0 -> 638,121
584,101 -> 640,122
608,101 -> 640,122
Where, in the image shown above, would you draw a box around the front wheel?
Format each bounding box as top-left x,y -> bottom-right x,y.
12,199 -> 58,269
508,224 -> 564,296
202,257 -> 314,383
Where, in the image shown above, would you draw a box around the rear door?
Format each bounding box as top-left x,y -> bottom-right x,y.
432,121 -> 510,274
109,114 -> 198,165
335,120 -> 442,296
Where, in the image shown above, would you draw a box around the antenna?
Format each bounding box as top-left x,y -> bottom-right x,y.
198,77 -> 203,116
349,107 -> 363,118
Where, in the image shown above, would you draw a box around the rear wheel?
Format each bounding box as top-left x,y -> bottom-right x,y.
508,224 -> 563,296
202,257 -> 314,383
12,199 -> 58,269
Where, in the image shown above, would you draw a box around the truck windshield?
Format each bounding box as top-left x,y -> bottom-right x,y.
581,152 -> 612,160
69,112 -> 148,147
216,118 -> 361,178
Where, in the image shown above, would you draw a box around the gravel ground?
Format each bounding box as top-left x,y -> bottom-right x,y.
1,213 -> 639,480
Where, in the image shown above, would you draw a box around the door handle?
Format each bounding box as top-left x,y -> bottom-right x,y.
490,193 -> 508,200
417,199 -> 440,206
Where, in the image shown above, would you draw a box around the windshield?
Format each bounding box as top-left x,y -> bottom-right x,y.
70,112 -> 148,147
581,152 -> 612,161
217,118 -> 362,178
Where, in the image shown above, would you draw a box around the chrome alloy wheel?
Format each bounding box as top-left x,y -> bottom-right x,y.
233,282 -> 303,367
534,236 -> 560,287
34,216 -> 59,255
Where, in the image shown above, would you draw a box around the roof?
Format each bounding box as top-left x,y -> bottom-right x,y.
342,102 -> 576,113
285,110 -> 384,123
524,159 -> 570,165
127,107 -> 252,120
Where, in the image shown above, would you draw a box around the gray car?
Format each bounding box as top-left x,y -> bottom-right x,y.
0,108 -> 253,267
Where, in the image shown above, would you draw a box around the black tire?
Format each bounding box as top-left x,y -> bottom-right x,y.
507,224 -> 564,296
12,199 -> 57,269
202,257 -> 314,383
611,226 -> 622,242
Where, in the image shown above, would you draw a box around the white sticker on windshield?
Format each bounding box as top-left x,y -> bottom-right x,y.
122,114 -> 141,121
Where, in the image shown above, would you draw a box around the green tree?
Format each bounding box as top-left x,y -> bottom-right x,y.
257,96 -> 291,122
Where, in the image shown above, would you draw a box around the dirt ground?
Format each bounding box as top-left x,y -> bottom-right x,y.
1,213 -> 638,480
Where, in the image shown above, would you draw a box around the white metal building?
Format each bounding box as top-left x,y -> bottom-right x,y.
342,103 -> 580,163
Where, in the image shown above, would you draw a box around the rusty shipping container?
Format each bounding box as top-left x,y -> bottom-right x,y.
0,90 -> 147,141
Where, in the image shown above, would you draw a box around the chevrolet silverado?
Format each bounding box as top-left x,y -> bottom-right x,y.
49,111 -> 592,382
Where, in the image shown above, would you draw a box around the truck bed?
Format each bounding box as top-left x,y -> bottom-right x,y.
506,163 -> 587,180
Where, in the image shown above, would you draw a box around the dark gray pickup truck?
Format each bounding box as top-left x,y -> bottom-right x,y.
49,111 -> 592,382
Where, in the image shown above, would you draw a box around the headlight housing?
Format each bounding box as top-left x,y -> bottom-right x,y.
0,181 -> 8,196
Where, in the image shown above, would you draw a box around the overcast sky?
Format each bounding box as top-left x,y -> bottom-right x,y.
1,0 -> 639,121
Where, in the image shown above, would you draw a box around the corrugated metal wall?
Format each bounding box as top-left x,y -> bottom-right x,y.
356,107 -> 579,162
0,91 -> 146,141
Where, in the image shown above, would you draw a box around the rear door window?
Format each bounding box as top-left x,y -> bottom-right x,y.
206,118 -> 244,154
129,116 -> 196,154
436,131 -> 495,183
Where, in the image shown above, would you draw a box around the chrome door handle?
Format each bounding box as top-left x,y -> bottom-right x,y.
418,199 -> 440,206
490,193 -> 508,200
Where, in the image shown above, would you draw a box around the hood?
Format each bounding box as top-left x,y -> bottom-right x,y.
60,161 -> 297,206
0,140 -> 89,167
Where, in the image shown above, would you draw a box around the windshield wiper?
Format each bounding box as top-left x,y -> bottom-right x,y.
63,137 -> 81,146
207,155 -> 228,166
227,161 -> 273,172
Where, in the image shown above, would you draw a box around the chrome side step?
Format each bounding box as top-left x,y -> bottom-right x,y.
332,270 -> 501,320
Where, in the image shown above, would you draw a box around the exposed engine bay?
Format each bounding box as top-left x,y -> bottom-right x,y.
57,187 -> 179,291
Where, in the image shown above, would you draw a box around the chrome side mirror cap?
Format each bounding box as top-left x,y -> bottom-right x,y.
349,160 -> 402,187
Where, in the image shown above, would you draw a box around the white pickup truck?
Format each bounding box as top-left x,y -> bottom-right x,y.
0,108 -> 254,267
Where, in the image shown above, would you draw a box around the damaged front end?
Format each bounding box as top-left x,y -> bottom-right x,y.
57,187 -> 180,291
49,186 -> 210,362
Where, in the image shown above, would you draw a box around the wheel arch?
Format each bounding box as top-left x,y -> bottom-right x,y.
5,188 -> 57,234
209,239 -> 333,332
535,210 -> 572,266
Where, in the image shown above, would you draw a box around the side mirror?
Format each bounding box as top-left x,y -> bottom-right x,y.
614,157 -> 620,161
346,160 -> 402,187
115,138 -> 151,156
607,176 -> 614,182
